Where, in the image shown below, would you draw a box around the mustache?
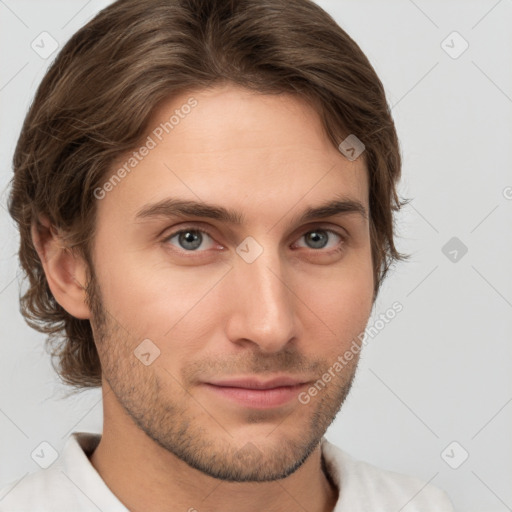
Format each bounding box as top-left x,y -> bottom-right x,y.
180,348 -> 326,383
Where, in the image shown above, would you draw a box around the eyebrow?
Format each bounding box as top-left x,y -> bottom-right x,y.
135,194 -> 368,226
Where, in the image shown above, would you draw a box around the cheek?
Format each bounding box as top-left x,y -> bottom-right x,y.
93,238 -> 230,343
298,257 -> 374,350
91,219 -> 374,357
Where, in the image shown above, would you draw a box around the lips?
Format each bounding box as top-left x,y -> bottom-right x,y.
205,376 -> 308,390
201,375 -> 310,409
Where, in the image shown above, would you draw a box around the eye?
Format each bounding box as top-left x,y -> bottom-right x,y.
164,228 -> 216,252
293,228 -> 345,252
162,226 -> 346,256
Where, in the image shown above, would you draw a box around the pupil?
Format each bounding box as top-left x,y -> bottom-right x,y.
307,230 -> 327,249
180,231 -> 201,250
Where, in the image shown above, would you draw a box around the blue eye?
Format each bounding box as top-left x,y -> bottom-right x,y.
296,229 -> 343,250
163,226 -> 346,255
165,229 -> 215,251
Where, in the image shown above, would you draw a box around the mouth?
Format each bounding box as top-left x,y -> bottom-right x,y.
201,376 -> 310,409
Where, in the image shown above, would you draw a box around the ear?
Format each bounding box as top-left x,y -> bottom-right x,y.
31,216 -> 91,320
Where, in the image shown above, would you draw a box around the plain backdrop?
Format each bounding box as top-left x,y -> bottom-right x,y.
1,1 -> 511,511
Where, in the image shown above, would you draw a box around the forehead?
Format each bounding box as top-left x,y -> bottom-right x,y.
99,84 -> 369,224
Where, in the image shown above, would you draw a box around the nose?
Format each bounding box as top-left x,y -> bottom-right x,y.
224,247 -> 298,353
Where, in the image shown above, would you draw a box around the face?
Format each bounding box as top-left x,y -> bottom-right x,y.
87,83 -> 374,482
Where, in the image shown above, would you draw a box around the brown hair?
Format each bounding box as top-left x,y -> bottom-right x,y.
8,0 -> 408,390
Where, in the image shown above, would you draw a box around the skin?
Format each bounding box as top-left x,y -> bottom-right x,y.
33,83 -> 374,512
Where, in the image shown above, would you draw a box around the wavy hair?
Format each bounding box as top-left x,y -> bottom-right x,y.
8,0 -> 409,390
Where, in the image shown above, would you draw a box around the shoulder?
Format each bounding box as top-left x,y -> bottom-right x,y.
0,432 -> 122,512
321,438 -> 455,512
0,465 -> 72,511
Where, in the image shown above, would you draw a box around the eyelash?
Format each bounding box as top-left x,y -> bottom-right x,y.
161,225 -> 347,257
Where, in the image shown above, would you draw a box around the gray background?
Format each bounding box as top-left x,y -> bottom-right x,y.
1,1 -> 511,511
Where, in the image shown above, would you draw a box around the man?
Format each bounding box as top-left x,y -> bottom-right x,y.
1,0 -> 454,510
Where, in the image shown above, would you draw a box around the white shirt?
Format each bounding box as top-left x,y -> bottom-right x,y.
0,432 -> 455,511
